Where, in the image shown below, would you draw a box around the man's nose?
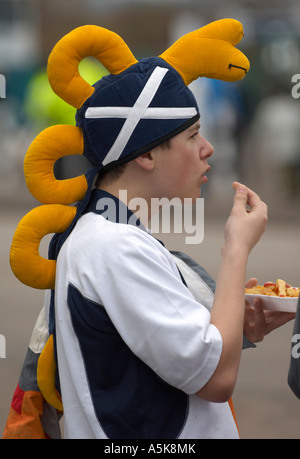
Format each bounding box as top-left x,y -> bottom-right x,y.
200,136 -> 214,159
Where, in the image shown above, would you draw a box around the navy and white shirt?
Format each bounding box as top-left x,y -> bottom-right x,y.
54,189 -> 239,439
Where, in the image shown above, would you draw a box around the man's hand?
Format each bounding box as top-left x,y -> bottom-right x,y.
243,278 -> 295,343
224,183 -> 268,256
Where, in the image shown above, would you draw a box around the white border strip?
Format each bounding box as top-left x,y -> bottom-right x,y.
86,106 -> 197,120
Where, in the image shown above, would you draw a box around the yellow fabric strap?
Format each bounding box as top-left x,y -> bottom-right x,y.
37,334 -> 63,412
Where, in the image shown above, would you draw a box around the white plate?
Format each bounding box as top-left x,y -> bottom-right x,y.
245,293 -> 299,313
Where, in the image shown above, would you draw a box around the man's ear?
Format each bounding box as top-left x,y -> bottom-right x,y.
134,151 -> 155,171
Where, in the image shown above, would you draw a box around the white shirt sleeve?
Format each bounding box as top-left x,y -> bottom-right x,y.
67,216 -> 223,395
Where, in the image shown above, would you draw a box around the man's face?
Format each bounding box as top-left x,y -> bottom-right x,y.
151,121 -> 214,202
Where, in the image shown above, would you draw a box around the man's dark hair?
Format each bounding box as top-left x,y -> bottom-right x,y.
95,162 -> 128,188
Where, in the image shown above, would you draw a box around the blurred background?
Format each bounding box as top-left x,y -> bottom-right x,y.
1,0 -> 300,439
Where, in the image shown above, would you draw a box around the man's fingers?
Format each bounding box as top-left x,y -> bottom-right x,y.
243,298 -> 266,343
253,299 -> 266,341
231,183 -> 248,213
245,277 -> 258,288
232,181 -> 262,210
264,310 -> 296,335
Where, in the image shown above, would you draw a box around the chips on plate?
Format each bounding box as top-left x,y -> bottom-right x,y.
245,279 -> 299,313
245,279 -> 299,298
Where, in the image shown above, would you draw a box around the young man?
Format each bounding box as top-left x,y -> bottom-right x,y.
5,22 -> 294,439
52,115 -> 272,438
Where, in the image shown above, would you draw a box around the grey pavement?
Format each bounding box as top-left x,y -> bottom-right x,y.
1,203 -> 300,438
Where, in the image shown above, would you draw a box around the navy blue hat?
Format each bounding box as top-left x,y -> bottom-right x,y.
76,57 -> 200,171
